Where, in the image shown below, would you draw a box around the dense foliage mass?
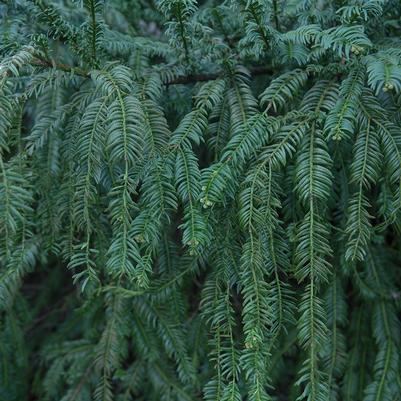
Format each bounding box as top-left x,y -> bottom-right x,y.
1,0 -> 401,400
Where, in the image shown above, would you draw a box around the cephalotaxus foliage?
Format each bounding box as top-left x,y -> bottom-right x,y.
1,0 -> 401,400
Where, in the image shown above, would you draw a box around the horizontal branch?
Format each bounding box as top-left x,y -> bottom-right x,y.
166,65 -> 273,85
31,57 -> 89,77
31,57 -> 273,85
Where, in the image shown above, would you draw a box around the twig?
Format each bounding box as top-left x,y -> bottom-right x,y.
166,65 -> 273,85
31,57 -> 90,77
30,57 -> 273,85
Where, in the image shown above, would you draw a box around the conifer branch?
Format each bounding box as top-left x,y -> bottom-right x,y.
30,56 -> 273,84
2,2 -> 401,400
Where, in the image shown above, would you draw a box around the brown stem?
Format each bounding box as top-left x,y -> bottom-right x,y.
31,57 -> 273,85
31,57 -> 89,77
166,65 -> 273,85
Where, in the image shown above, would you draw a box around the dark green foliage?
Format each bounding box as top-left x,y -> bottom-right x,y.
1,1 -> 401,400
